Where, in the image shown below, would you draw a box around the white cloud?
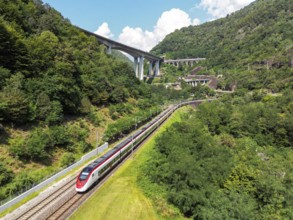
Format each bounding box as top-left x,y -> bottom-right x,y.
118,8 -> 201,52
94,1 -> 255,53
118,26 -> 155,52
192,18 -> 201,26
94,22 -> 114,38
199,0 -> 255,18
153,8 -> 195,42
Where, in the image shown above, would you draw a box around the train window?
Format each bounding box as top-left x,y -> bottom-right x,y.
79,167 -> 93,180
100,165 -> 109,174
79,172 -> 89,180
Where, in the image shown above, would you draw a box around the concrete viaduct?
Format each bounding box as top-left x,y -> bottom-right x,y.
77,27 -> 206,80
184,78 -> 210,87
77,27 -> 163,80
164,58 -> 206,67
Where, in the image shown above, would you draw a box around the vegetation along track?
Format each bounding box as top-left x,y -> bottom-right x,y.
6,124 -> 160,220
59,112 -> 169,220
8,103 -> 187,220
46,139 -> 151,220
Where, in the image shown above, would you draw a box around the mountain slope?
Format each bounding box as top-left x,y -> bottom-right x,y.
0,0 -> 186,203
0,0 -> 143,124
152,0 -> 293,69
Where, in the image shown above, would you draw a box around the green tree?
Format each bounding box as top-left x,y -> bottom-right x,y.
0,67 -> 11,88
0,21 -> 29,71
60,152 -> 75,167
0,73 -> 32,124
0,163 -> 14,186
26,30 -> 59,73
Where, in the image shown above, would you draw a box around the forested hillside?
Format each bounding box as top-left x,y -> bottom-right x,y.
138,0 -> 293,219
141,92 -> 293,219
0,0 -> 190,202
152,0 -> 293,69
0,0 -> 143,125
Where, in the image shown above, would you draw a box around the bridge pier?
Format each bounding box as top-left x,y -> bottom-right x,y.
106,45 -> 112,54
134,57 -> 139,78
135,57 -> 162,80
155,60 -> 160,76
138,56 -> 144,81
75,28 -> 164,81
147,60 -> 161,77
148,62 -> 153,76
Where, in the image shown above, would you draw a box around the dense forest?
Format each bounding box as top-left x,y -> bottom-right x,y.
137,0 -> 293,219
152,0 -> 293,69
0,0 -> 197,201
152,0 -> 293,92
140,91 -> 293,219
0,0 -> 146,125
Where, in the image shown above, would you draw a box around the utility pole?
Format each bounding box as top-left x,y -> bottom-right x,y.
96,131 -> 99,148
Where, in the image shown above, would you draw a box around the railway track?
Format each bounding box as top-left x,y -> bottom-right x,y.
6,134 -> 153,220
51,127 -> 160,220
13,176 -> 77,220
7,112 -> 169,219
46,193 -> 84,220
3,100 -> 209,220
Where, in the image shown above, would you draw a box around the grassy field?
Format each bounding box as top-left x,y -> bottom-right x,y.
70,107 -> 191,220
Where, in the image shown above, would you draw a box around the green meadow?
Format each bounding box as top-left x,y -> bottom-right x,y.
70,107 -> 190,220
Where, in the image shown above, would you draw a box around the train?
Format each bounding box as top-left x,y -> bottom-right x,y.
76,100 -> 211,192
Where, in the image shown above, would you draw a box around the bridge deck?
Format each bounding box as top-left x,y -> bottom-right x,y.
76,26 -> 162,62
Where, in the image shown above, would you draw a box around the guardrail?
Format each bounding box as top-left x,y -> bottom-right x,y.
0,98 -> 215,214
0,143 -> 108,213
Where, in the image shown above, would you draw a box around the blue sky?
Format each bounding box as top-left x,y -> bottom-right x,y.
42,0 -> 255,51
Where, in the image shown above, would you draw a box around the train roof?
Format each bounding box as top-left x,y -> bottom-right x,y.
83,112 -> 165,171
86,134 -> 138,170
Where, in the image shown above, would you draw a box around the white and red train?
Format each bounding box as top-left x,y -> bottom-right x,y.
76,100 -> 209,192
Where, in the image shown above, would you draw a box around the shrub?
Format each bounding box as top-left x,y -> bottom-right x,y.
79,96 -> 91,114
77,141 -> 92,153
0,163 -> 14,186
9,126 -> 70,162
45,101 -> 63,125
87,107 -> 104,126
9,136 -> 29,160
25,129 -> 50,161
60,152 -> 76,167
48,126 -> 70,147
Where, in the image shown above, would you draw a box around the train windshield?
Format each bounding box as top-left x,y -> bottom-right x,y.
79,167 -> 93,180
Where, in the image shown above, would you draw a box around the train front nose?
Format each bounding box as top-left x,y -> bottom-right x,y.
76,179 -> 86,191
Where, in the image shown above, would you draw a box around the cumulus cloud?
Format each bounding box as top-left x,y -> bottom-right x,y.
199,0 -> 255,18
118,27 -> 155,51
94,22 -> 114,38
118,8 -> 200,52
94,1 -> 255,53
153,8 -> 196,42
192,18 -> 201,26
